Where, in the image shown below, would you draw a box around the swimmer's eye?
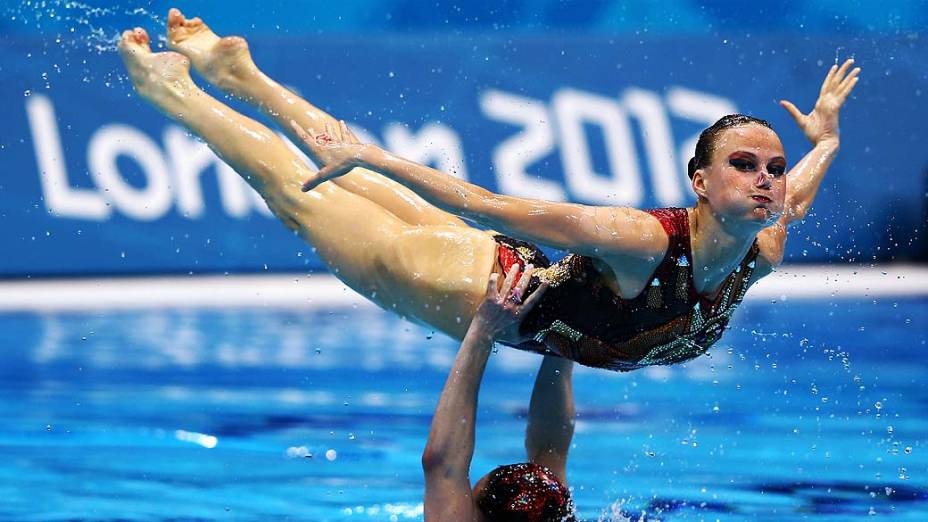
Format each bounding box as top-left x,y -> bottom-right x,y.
730,159 -> 755,171
768,164 -> 786,177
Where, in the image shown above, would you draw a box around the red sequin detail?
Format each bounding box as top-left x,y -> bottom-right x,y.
498,243 -> 528,287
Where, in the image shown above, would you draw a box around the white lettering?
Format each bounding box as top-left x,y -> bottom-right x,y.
26,94 -> 109,220
163,127 -> 215,218
666,87 -> 738,183
88,124 -> 172,221
479,90 -> 565,201
552,88 -> 642,206
623,87 -> 685,206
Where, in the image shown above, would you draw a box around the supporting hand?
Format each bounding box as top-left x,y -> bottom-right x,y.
471,264 -> 547,339
779,58 -> 860,146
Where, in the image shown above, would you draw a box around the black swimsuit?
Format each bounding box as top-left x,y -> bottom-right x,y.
494,208 -> 759,372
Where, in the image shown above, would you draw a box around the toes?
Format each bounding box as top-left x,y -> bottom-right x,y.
132,27 -> 150,46
168,7 -> 184,27
120,27 -> 151,50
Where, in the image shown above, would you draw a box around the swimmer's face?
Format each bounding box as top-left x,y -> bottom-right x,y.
692,124 -> 786,228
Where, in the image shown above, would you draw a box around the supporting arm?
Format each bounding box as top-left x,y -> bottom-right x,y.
525,355 -> 575,483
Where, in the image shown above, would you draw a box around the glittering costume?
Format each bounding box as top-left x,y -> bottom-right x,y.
495,208 -> 759,372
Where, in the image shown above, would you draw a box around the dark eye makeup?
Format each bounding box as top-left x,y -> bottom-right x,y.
768,164 -> 786,177
729,157 -> 787,177
730,158 -> 755,171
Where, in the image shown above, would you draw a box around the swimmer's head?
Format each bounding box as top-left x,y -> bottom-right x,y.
688,114 -> 787,227
473,463 -> 578,522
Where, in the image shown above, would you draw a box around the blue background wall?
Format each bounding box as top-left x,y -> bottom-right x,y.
1,1 -> 926,276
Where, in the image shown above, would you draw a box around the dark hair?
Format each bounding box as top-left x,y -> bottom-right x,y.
476,463 -> 577,522
687,114 -> 773,179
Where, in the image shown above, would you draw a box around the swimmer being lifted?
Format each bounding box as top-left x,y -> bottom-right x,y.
118,10 -> 860,371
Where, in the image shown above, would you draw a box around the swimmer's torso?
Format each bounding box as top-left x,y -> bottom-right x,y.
497,208 -> 759,372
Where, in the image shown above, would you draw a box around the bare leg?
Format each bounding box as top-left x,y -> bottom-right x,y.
118,28 -> 496,338
165,9 -> 468,229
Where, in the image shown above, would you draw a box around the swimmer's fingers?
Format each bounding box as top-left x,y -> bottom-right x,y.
499,264 -> 521,303
513,264 -> 535,302
325,122 -> 338,142
301,162 -> 355,192
290,119 -> 313,145
519,282 -> 548,315
779,99 -> 805,124
485,272 -> 501,299
821,59 -> 853,93
838,76 -> 859,101
836,68 -> 861,101
820,63 -> 838,96
833,59 -> 855,87
338,120 -> 361,144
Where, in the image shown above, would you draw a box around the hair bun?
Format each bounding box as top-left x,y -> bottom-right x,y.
687,157 -> 698,179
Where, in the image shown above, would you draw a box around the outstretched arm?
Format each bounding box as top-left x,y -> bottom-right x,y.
525,355 -> 575,483
291,120 -> 666,259
778,58 -> 860,225
422,266 -> 547,521
756,59 -> 860,269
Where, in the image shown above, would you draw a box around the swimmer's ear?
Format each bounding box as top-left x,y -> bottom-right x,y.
691,168 -> 709,200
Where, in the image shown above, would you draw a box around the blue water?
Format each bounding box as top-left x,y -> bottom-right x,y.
1,297 -> 926,521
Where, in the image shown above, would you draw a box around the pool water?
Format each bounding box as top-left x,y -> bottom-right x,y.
1,297 -> 926,521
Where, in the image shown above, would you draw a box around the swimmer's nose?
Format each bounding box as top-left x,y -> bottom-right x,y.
754,169 -> 773,188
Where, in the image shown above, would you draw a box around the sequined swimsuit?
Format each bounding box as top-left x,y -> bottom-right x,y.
495,207 -> 759,372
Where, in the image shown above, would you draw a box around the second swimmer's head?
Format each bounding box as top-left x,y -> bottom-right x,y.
473,462 -> 578,521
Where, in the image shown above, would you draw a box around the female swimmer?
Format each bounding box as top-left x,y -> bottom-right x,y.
117,10 -> 859,371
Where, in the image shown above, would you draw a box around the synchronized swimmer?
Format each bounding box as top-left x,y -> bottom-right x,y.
114,8 -> 862,521
117,10 -> 857,372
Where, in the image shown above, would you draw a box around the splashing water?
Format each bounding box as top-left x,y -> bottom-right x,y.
4,0 -> 168,54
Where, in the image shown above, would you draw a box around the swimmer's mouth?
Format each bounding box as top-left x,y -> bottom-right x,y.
751,195 -> 772,203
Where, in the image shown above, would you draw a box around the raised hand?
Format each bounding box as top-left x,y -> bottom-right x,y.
290,119 -> 371,191
780,58 -> 861,146
472,264 -> 547,338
